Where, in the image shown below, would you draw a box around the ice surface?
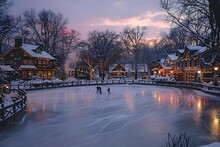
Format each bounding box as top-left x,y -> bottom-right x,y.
0,85 -> 220,147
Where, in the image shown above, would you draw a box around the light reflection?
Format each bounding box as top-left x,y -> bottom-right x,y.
142,91 -> 145,97
210,109 -> 220,140
124,90 -> 135,112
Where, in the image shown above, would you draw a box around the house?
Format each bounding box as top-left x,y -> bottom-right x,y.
109,64 -> 148,79
150,54 -> 177,78
173,46 -> 210,82
158,54 -> 177,77
149,45 -> 214,82
0,38 -> 57,80
109,64 -> 127,78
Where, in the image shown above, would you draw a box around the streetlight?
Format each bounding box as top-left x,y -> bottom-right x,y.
214,66 -> 219,86
197,70 -> 201,82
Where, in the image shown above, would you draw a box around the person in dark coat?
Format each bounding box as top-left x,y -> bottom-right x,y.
107,88 -> 111,94
99,87 -> 102,94
96,86 -> 99,93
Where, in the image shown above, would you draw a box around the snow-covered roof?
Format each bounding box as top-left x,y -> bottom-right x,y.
177,49 -> 184,53
21,44 -> 55,60
19,65 -> 37,69
109,64 -> 118,71
160,59 -> 165,64
168,54 -> 178,61
109,64 -> 148,72
0,65 -> 15,71
187,46 -> 206,51
186,46 -> 207,57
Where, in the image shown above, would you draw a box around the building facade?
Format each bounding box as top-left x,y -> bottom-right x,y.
0,38 -> 57,80
109,64 -> 148,79
174,46 -> 211,82
150,46 -> 219,83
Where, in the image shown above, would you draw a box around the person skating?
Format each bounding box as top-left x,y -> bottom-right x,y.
107,88 -> 111,94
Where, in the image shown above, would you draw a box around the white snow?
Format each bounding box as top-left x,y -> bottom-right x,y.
199,143 -> 220,147
19,65 -> 37,69
0,65 -> 15,71
21,44 -> 55,60
168,54 -> 178,61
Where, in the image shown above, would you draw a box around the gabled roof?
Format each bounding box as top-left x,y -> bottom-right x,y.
183,46 -> 208,57
21,44 -> 55,60
109,64 -> 148,72
177,49 -> 184,53
109,64 -> 118,71
167,54 -> 178,61
187,46 -> 206,51
159,59 -> 172,70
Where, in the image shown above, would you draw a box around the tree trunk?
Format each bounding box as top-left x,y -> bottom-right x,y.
89,65 -> 93,80
134,50 -> 138,79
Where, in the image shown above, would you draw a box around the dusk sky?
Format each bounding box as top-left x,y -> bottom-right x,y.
10,0 -> 170,39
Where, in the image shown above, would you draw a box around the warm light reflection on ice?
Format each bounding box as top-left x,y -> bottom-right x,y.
0,85 -> 220,147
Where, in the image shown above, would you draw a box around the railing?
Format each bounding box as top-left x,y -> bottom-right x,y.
0,89 -> 27,124
5,79 -> 220,95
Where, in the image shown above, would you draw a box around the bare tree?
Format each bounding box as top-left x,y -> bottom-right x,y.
161,0 -> 220,64
79,48 -> 96,80
121,26 -> 147,79
23,9 -> 68,53
0,0 -> 16,53
86,30 -> 121,80
57,29 -> 80,57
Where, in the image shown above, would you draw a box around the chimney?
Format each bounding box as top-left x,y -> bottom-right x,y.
15,37 -> 22,47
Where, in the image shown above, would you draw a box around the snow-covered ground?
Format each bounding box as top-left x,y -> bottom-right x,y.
200,143 -> 220,147
0,85 -> 220,147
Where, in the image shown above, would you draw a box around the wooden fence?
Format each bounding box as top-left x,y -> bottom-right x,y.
0,89 -> 27,125
5,79 -> 220,95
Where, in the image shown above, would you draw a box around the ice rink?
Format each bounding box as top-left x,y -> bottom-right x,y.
0,85 -> 220,147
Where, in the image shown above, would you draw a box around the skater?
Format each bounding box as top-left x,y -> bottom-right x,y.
99,87 -> 102,94
96,86 -> 99,93
107,88 -> 111,94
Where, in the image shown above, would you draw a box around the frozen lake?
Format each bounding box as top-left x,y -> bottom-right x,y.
0,85 -> 220,147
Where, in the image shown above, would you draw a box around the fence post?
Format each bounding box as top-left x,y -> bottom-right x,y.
13,99 -> 16,114
0,103 -> 5,120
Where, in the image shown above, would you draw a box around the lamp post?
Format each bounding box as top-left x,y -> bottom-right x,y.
170,70 -> 173,77
214,66 -> 219,86
197,70 -> 201,83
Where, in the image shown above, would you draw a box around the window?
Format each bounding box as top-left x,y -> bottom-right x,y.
28,60 -> 33,65
38,60 -> 42,64
24,52 -> 28,56
23,60 -> 27,64
10,52 -> 14,57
